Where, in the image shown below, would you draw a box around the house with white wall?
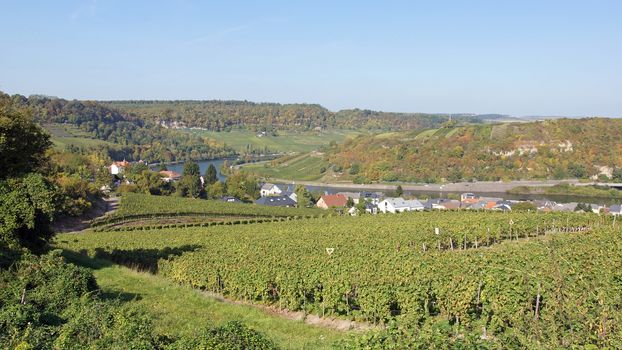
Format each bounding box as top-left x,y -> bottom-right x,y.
260,183 -> 283,197
378,198 -> 424,213
109,160 -> 130,175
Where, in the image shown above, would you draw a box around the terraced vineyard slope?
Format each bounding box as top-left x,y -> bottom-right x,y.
57,210 -> 621,348
91,193 -> 324,231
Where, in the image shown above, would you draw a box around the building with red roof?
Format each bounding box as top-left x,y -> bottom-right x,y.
316,194 -> 348,209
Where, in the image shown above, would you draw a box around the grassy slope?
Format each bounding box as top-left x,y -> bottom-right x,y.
44,123 -> 117,149
62,251 -> 347,350
242,153 -> 330,181
190,130 -> 360,153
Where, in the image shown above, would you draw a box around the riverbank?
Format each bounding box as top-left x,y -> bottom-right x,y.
266,178 -> 584,193
509,183 -> 622,199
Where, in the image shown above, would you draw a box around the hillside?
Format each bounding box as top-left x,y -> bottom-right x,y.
0,92 -> 234,162
104,100 -> 492,132
57,211 -> 622,348
322,118 -> 622,183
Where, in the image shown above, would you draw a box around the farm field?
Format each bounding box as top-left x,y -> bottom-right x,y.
189,129 -> 361,153
91,193 -> 324,231
242,152 -> 331,181
56,210 -> 621,348
113,193 -> 323,217
43,123 -> 117,149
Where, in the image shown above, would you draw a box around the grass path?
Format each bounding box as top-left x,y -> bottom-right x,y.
63,252 -> 348,350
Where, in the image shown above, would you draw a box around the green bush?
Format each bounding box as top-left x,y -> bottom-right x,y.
168,321 -> 277,350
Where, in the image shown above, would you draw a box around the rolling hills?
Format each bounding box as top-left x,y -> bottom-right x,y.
321,118 -> 622,183
104,100 -> 494,132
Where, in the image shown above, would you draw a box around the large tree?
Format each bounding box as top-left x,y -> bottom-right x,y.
180,161 -> 202,198
0,102 -> 56,252
0,173 -> 56,252
0,103 -> 51,179
204,164 -> 218,185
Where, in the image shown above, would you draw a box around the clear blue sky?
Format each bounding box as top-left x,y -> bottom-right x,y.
1,0 -> 621,116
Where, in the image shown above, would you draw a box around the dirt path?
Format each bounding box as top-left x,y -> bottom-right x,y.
52,196 -> 119,233
199,289 -> 378,332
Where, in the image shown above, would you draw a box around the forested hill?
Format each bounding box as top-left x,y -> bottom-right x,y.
325,118 -> 622,182
0,92 -> 234,162
103,100 -> 492,131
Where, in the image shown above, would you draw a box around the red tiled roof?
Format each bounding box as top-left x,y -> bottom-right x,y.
112,160 -> 130,167
485,201 -> 497,209
320,194 -> 348,207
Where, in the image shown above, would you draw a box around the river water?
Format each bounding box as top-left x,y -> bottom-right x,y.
154,159 -> 620,206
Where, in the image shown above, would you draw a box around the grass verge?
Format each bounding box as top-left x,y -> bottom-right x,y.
61,250 -> 348,350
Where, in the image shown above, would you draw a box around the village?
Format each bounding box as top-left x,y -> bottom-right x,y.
109,160 -> 622,217
256,182 -> 622,216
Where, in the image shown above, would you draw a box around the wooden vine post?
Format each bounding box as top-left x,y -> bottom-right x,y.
435,228 -> 440,251
535,282 -> 542,320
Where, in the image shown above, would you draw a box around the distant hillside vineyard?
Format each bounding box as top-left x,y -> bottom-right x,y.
325,118 -> 622,182
103,100 -> 492,131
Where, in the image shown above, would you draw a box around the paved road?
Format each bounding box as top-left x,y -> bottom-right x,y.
52,196 -> 119,233
268,178 -> 583,193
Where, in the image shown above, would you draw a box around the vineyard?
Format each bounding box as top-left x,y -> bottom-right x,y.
91,193 -> 323,230
57,210 -> 622,348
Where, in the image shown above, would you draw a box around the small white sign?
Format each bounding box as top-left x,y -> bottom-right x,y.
509,219 -> 514,225
326,248 -> 335,255
434,227 -> 440,235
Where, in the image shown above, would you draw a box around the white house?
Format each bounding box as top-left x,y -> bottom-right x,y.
348,202 -> 379,216
109,160 -> 130,175
378,198 -> 424,213
589,204 -> 604,214
260,183 -> 283,197
281,191 -> 298,203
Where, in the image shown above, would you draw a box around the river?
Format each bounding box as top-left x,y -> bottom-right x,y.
154,159 -> 620,206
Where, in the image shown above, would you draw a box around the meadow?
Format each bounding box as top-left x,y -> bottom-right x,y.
189,129 -> 361,153
241,153 -> 331,181
43,123 -> 117,149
